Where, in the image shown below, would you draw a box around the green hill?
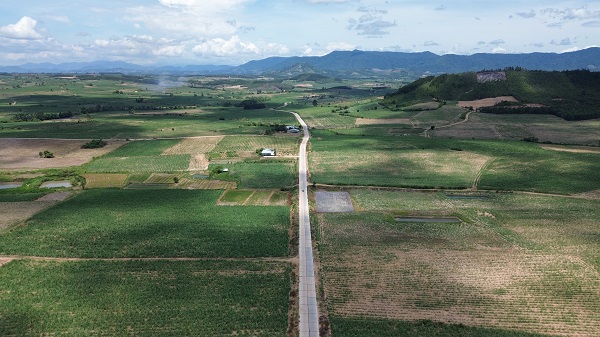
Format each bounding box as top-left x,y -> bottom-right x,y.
383,69 -> 600,120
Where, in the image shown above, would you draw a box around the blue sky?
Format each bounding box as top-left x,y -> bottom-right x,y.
1,0 -> 599,65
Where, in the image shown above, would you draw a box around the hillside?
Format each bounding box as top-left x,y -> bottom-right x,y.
2,48 -> 599,79
232,48 -> 600,77
382,69 -> 600,120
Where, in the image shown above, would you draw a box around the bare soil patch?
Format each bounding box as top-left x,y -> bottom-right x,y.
162,136 -> 223,155
0,201 -> 57,229
36,192 -> 72,202
315,191 -> 355,213
188,154 -> 210,170
0,257 -> 14,267
540,144 -> 600,154
458,96 -> 518,109
0,138 -> 125,170
355,118 -> 411,126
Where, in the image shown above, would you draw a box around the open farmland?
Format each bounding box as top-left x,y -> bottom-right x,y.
0,138 -> 124,170
318,190 -> 600,336
211,135 -> 300,158
0,259 -> 290,337
0,189 -> 289,258
309,131 -> 600,194
86,140 -> 191,173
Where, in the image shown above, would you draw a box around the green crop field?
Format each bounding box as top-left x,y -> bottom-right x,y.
317,190 -> 600,336
2,71 -> 600,336
309,130 -> 600,193
0,259 -> 290,337
0,189 -> 289,258
210,160 -> 297,189
87,154 -> 190,173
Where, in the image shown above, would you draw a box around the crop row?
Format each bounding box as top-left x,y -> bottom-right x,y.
0,189 -> 289,258
0,259 -> 290,337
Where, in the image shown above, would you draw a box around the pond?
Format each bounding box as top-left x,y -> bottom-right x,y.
0,182 -> 22,190
41,181 -> 72,188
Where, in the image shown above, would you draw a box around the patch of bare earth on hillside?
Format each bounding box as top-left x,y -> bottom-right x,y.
0,139 -> 125,170
324,246 -> 600,336
355,118 -> 411,126
458,96 -> 518,109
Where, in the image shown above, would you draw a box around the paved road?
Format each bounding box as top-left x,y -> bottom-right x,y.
290,111 -> 320,337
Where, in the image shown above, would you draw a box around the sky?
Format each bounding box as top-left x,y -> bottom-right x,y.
1,0 -> 599,66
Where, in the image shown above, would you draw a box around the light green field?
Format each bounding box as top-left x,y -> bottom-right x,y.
0,259 -> 290,337
309,130 -> 600,193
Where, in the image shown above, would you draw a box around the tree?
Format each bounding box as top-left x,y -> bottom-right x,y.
312,99 -> 318,106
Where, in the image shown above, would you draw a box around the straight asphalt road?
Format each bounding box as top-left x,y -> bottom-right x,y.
290,111 -> 320,336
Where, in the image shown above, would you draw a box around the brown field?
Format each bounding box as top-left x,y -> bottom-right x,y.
0,138 -> 125,170
540,144 -> 600,154
355,118 -> 411,126
162,136 -> 223,155
163,136 -> 223,171
0,201 -> 58,229
318,192 -> 600,336
217,190 -> 289,206
175,178 -> 236,190
432,113 -> 600,145
83,174 -> 128,188
458,96 -> 518,109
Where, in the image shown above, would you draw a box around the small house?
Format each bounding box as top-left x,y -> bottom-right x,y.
261,148 -> 276,156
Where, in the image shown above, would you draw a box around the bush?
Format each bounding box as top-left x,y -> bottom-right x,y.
82,139 -> 108,149
39,150 -> 54,158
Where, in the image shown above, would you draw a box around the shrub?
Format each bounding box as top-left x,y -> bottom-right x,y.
82,139 -> 108,149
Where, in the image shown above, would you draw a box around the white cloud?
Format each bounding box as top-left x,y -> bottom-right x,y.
326,42 -> 356,52
126,5 -> 237,37
158,0 -> 249,13
154,45 -> 184,57
0,17 -> 44,40
193,35 -> 259,56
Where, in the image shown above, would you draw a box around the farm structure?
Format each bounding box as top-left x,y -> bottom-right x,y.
261,148 -> 276,156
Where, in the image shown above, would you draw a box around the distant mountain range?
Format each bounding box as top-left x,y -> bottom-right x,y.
1,48 -> 599,78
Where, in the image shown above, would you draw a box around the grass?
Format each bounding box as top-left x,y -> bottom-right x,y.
0,259 -> 290,337
0,189 -> 290,258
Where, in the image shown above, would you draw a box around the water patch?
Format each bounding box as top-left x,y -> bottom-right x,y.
0,182 -> 22,190
395,217 -> 461,223
40,181 -> 72,189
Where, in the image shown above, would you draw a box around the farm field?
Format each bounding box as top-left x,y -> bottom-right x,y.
317,190 -> 600,336
2,72 -> 600,336
0,138 -> 125,170
0,189 -> 290,258
0,259 -> 290,337
309,130 -> 600,194
210,160 -> 297,189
